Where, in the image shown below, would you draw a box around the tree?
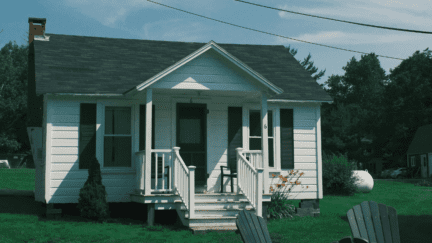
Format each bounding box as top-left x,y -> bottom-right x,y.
0,40 -> 30,153
285,45 -> 326,82
368,48 -> 432,165
318,53 -> 389,168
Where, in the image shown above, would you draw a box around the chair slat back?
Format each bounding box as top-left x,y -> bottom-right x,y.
347,201 -> 400,243
237,210 -> 272,243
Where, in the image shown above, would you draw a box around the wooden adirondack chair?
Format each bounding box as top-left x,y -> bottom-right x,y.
236,210 -> 369,243
236,210 -> 272,243
332,237 -> 368,243
345,201 -> 400,243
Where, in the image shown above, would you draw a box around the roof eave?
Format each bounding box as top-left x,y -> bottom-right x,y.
124,40 -> 283,98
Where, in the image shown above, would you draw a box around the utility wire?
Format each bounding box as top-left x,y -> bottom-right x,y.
146,0 -> 405,60
235,0 -> 432,34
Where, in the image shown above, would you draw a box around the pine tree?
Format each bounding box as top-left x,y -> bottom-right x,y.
77,157 -> 110,222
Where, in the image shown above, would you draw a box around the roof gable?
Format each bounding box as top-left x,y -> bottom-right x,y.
407,124 -> 432,155
127,41 -> 282,97
31,34 -> 333,102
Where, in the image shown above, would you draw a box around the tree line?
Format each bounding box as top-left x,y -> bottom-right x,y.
1,36 -> 431,171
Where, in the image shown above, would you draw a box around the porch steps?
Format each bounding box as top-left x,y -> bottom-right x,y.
175,192 -> 256,230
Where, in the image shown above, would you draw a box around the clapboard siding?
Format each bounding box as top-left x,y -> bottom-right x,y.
47,195 -> 132,204
46,98 -> 136,204
275,103 -> 320,199
151,50 -> 262,92
50,178 -> 135,188
49,186 -> 135,196
44,94 -> 322,202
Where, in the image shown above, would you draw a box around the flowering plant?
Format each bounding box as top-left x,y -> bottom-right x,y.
267,170 -> 309,220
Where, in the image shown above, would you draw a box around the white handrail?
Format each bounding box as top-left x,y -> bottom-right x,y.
135,149 -> 173,194
172,147 -> 195,218
236,148 -> 263,217
241,150 -> 268,194
241,150 -> 263,169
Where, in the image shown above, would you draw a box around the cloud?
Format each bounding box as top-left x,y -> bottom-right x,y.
276,1 -> 431,28
64,0 -> 152,27
141,19 -> 208,42
273,30 -> 427,46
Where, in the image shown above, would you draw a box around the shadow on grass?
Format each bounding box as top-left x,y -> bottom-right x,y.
0,195 -> 190,232
339,214 -> 432,243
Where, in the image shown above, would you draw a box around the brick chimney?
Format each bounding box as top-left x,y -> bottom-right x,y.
28,17 -> 47,44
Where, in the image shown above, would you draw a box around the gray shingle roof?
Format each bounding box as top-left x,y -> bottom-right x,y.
406,124 -> 432,155
31,33 -> 333,102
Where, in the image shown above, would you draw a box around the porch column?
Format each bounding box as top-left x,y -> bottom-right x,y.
261,92 -> 269,194
145,88 -> 152,196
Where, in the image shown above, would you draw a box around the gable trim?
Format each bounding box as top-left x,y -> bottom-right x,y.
127,41 -> 284,97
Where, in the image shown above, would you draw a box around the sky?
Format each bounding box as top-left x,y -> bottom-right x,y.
1,0 -> 431,89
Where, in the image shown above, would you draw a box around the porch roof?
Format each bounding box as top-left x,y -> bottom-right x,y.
30,33 -> 333,102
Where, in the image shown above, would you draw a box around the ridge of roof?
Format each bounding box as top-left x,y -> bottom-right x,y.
44,33 -> 287,47
31,33 -> 334,102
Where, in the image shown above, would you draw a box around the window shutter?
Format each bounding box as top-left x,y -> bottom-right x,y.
228,107 -> 242,173
79,103 -> 97,169
280,109 -> 294,169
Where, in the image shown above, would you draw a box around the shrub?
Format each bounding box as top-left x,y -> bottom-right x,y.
267,170 -> 308,220
77,157 -> 110,222
414,178 -> 432,187
322,151 -> 362,197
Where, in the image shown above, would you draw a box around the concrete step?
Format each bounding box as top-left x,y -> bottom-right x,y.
190,225 -> 238,235
184,208 -> 255,218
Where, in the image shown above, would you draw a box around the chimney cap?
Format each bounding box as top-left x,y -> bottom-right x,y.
28,18 -> 46,24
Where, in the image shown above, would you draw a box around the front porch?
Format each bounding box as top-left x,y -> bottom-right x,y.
131,146 -> 273,229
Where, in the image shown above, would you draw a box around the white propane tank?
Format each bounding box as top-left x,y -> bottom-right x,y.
351,169 -> 374,193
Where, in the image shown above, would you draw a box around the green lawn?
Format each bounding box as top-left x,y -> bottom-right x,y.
1,168 -> 431,243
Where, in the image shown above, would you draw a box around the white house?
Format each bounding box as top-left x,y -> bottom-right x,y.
27,18 -> 333,232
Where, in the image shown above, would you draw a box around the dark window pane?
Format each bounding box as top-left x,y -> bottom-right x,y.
269,138 -> 274,167
104,137 -> 131,167
105,107 -> 131,135
250,110 -> 261,136
180,118 -> 201,144
268,110 -> 273,137
249,137 -> 261,150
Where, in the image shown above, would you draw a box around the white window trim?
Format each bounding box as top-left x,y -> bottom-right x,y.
96,100 -> 137,172
244,104 -> 279,171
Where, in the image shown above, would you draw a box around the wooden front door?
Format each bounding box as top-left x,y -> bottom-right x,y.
176,103 -> 207,187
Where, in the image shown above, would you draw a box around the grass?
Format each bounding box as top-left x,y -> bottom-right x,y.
1,168 -> 432,243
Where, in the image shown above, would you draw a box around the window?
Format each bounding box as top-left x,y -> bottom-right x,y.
104,107 -> 132,167
249,110 -> 274,167
411,157 -> 415,167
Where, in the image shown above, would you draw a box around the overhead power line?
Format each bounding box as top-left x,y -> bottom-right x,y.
146,0 -> 405,60
234,0 -> 432,34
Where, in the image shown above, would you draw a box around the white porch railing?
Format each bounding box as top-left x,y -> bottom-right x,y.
135,149 -> 174,194
241,150 -> 269,194
236,148 -> 263,217
135,147 -> 195,218
172,147 -> 195,218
